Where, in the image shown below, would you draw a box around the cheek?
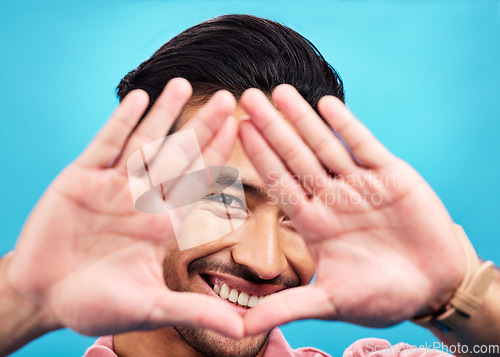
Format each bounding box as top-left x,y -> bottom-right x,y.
283,234 -> 316,285
163,211 -> 237,291
162,247 -> 207,293
162,249 -> 184,292
162,216 -> 215,292
174,206 -> 245,251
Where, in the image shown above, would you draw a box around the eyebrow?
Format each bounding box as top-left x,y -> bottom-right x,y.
241,180 -> 271,201
213,171 -> 271,202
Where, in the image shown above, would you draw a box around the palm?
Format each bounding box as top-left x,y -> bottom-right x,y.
6,79 -> 245,338
307,161 -> 462,326
239,85 -> 465,334
10,165 -> 164,333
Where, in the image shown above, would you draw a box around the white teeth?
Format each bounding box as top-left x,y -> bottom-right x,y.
247,295 -> 259,307
211,282 -> 267,308
228,288 -> 239,303
237,292 -> 249,306
220,283 -> 229,300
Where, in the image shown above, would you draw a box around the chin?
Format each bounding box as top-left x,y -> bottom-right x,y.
174,325 -> 270,357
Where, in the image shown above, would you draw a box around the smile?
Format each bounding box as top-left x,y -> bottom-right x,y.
212,282 -> 265,308
201,273 -> 280,309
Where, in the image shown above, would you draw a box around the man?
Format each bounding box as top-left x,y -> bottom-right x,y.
0,14 -> 499,357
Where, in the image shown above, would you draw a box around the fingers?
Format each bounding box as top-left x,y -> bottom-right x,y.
116,78 -> 193,171
160,116 -> 238,225
270,85 -> 356,175
77,89 -> 149,168
126,91 -> 237,225
317,95 -> 394,168
240,88 -> 328,180
244,285 -> 336,336
239,120 -> 317,221
181,90 -> 237,150
147,290 -> 244,338
201,115 -> 238,167
136,91 -> 236,197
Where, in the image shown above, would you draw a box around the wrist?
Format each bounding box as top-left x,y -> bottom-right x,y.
0,252 -> 62,355
411,225 -> 495,332
431,273 -> 500,357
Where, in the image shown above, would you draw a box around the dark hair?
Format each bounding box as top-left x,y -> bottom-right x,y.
117,14 -> 344,125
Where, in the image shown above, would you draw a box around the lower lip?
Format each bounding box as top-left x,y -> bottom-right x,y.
198,274 -> 251,316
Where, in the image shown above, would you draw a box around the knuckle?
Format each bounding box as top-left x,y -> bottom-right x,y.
280,142 -> 302,162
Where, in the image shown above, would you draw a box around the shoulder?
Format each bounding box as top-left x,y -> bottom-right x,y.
266,332 -> 453,357
343,338 -> 454,357
265,329 -> 332,357
83,336 -> 117,357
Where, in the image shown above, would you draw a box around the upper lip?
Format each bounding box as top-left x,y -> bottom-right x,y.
200,270 -> 286,297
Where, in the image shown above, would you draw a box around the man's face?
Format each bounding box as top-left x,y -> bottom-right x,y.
115,106 -> 315,356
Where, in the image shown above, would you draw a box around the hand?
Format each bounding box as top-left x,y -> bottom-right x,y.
4,78 -> 244,338
239,85 -> 466,334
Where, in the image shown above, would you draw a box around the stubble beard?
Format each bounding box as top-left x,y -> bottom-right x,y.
174,325 -> 270,357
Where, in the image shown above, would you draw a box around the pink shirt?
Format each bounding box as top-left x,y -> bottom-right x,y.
83,329 -> 452,357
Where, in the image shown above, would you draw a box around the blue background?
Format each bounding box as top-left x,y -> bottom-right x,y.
1,0 -> 499,356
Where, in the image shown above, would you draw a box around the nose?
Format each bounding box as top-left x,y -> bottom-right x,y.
230,214 -> 288,280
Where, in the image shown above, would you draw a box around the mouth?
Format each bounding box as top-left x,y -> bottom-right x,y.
198,272 -> 282,312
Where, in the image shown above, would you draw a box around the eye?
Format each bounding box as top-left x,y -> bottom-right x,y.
281,215 -> 297,232
205,193 -> 246,211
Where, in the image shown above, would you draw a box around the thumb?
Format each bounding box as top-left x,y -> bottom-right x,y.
145,289 -> 245,339
244,285 -> 337,336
